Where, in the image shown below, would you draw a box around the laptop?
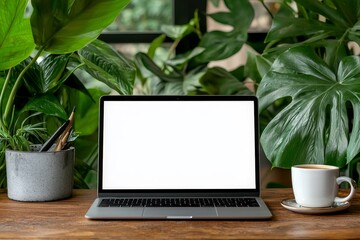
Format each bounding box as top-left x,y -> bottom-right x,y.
85,95 -> 272,219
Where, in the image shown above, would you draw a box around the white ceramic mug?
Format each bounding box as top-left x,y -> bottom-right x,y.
291,164 -> 357,208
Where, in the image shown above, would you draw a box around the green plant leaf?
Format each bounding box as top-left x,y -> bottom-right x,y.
0,75 -> 7,115
321,40 -> 348,71
209,0 -> 253,30
64,73 -> 95,103
78,39 -> 136,95
0,0 -> 35,70
20,94 -> 68,120
147,34 -> 166,59
15,57 -> 44,95
244,52 -> 262,83
257,46 -> 360,168
166,47 -> 205,69
349,20 -> 360,46
331,0 -> 360,25
74,88 -> 105,136
295,0 -> 349,28
200,67 -> 252,95
265,0 -> 360,67
255,55 -> 272,79
265,15 -> 339,43
40,54 -> 71,93
136,52 -> 205,95
195,0 -> 254,63
195,31 -> 247,63
161,23 -> 195,41
30,0 -> 131,53
136,52 -> 183,82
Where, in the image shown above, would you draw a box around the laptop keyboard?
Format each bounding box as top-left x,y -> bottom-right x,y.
99,198 -> 259,208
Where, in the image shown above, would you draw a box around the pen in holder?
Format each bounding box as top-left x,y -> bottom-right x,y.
39,107 -> 75,152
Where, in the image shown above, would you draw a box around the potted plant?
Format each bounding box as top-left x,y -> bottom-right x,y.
0,0 -> 136,199
256,0 -> 360,182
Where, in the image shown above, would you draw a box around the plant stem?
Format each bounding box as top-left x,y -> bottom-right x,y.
3,48 -> 44,124
0,68 -> 13,130
259,0 -> 273,19
297,3 -> 309,20
194,10 -> 202,39
167,39 -> 181,60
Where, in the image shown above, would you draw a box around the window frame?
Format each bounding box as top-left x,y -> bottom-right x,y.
98,0 -> 207,53
98,0 -> 267,53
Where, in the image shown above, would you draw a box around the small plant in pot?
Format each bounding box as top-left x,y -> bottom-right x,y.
0,0 -> 136,200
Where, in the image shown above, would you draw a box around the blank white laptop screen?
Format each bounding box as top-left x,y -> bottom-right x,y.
102,100 -> 256,190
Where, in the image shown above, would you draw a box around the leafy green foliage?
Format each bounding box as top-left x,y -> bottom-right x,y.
78,40 -> 135,95
40,54 -> 72,93
136,0 -> 256,96
200,67 -> 252,95
136,45 -> 211,95
0,0 -> 135,188
195,0 -> 254,63
258,46 -> 360,168
31,0 -> 131,53
258,0 -> 360,170
20,95 -> 68,120
0,113 -> 47,186
0,0 -> 35,70
72,88 -> 107,189
135,35 -> 205,95
265,0 -> 360,68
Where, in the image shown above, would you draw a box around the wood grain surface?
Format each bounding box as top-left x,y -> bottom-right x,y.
0,188 -> 359,239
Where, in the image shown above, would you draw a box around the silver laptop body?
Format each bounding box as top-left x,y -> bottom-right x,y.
85,95 -> 272,219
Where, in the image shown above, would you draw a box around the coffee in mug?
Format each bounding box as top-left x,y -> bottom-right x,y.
291,164 -> 357,208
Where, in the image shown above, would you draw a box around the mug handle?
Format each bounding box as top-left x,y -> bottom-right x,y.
334,176 -> 357,203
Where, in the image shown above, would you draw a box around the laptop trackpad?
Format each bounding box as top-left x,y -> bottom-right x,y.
143,207 -> 217,218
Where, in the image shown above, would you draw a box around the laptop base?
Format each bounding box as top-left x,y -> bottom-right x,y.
85,197 -> 272,219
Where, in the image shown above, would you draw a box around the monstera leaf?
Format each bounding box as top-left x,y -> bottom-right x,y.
257,46 -> 360,168
265,0 -> 360,68
194,0 -> 254,63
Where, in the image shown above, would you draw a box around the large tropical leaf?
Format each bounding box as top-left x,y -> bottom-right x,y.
265,10 -> 339,43
18,57 -> 44,95
135,51 -> 204,95
135,52 -> 183,83
78,40 -> 135,95
295,0 -> 350,27
20,94 -> 68,120
257,46 -> 360,168
200,67 -> 252,95
30,0 -> 130,53
265,0 -> 360,67
0,0 -> 35,70
194,0 -> 254,63
64,73 -> 94,102
39,54 -> 71,93
74,88 -> 106,136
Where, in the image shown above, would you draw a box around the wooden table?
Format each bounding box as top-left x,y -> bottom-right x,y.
0,189 -> 359,239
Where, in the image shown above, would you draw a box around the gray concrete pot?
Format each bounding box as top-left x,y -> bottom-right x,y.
6,145 -> 75,201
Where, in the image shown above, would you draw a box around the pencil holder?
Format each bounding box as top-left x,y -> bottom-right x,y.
5,145 -> 75,201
